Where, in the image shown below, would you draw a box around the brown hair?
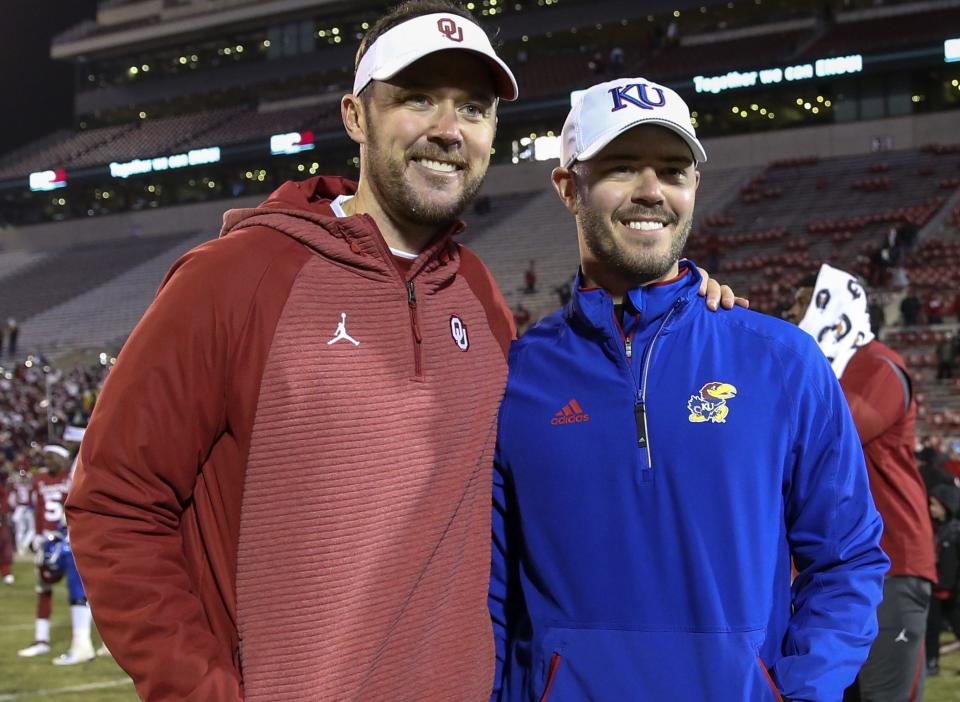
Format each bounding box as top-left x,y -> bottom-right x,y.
355,0 -> 485,72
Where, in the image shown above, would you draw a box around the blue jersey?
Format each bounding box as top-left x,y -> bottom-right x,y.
490,264 -> 888,702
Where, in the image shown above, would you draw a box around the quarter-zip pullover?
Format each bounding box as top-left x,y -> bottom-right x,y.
66,176 -> 514,701
490,263 -> 888,702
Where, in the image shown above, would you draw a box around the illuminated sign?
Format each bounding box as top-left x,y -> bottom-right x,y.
533,136 -> 562,161
270,131 -> 315,155
109,146 -> 221,179
946,38 -> 960,63
29,169 -> 67,192
693,54 -> 863,94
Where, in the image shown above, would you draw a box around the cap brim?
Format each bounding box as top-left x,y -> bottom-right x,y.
574,117 -> 707,165
371,48 -> 518,101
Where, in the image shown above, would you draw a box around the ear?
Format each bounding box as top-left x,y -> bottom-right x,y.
551,166 -> 579,215
341,93 -> 367,146
693,168 -> 701,192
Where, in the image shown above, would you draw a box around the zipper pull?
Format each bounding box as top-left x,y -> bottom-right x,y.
407,281 -> 422,343
635,402 -> 647,449
625,336 -> 633,358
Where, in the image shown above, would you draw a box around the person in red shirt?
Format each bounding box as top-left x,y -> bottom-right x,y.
11,464 -> 34,555
0,468 -> 14,585
788,265 -> 936,702
17,444 -> 96,665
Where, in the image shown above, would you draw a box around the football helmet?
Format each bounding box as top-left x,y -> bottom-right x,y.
38,533 -> 66,585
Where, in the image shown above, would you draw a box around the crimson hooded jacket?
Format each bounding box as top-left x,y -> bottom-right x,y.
66,176 -> 514,701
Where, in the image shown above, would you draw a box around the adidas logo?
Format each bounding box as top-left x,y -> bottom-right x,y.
551,399 -> 590,425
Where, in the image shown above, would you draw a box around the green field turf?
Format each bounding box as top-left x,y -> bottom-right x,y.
2,553 -> 960,700
0,558 -> 135,701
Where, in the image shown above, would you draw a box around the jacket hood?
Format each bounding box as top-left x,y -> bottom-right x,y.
219,176 -> 462,282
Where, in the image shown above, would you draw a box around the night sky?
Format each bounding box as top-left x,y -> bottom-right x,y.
0,0 -> 99,156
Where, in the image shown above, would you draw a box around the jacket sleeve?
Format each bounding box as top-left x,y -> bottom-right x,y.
489,443 -> 512,702
65,243 -> 244,701
773,349 -> 889,702
489,374 -> 526,702
842,355 -> 907,445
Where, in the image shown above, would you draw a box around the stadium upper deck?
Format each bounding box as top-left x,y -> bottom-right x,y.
0,0 -> 957,224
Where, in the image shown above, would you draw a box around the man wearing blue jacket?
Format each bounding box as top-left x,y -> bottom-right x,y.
489,77 -> 890,702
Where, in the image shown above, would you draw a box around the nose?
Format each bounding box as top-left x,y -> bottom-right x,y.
427,103 -> 463,149
631,168 -> 664,206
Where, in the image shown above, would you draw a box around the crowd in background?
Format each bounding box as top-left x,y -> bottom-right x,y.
0,355 -> 109,468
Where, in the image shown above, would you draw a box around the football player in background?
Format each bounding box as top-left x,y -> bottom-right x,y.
12,462 -> 35,555
0,466 -> 14,584
17,444 -> 96,665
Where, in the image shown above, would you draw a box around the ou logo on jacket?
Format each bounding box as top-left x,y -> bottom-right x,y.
450,315 -> 469,351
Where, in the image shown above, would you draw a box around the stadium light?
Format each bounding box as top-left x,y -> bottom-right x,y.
270,131 -> 315,156
29,169 -> 67,192
946,38 -> 960,63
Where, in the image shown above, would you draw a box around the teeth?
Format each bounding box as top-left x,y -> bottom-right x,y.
416,158 -> 457,173
625,220 -> 665,231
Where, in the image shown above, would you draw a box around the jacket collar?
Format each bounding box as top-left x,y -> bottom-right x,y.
567,261 -> 702,336
220,176 -> 462,286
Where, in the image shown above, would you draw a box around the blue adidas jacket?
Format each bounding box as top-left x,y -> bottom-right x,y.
489,264 -> 888,702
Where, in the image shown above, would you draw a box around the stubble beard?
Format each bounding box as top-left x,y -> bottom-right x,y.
364,129 -> 487,228
579,204 -> 693,286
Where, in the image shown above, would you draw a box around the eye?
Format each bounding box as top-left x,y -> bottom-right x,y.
661,167 -> 687,180
404,94 -> 430,107
461,104 -> 484,118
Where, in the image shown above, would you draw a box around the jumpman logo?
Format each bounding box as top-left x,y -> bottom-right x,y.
894,629 -> 908,643
327,312 -> 359,346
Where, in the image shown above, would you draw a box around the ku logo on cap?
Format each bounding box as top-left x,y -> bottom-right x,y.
608,83 -> 667,112
437,17 -> 464,42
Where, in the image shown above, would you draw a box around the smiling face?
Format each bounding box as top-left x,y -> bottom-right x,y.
553,124 -> 699,295
351,51 -> 497,229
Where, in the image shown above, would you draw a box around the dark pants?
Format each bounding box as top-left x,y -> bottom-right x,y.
926,595 -> 960,665
844,576 -> 931,702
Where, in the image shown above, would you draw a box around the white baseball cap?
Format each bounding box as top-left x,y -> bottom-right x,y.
561,77 -> 706,167
353,13 -> 518,101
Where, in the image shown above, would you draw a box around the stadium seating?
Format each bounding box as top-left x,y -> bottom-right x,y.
17,230 -> 212,353
68,107 -> 245,168
0,124 -> 136,179
800,5 -> 960,58
0,250 -> 49,283
0,231 -> 200,326
685,146 -> 960,315
178,102 -> 342,150
639,29 -> 811,83
0,102 -> 345,179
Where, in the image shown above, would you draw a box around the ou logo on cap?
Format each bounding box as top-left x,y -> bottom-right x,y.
437,17 -> 464,42
450,315 -> 469,351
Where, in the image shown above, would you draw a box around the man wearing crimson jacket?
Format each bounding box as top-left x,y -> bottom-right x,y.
788,264 -> 936,702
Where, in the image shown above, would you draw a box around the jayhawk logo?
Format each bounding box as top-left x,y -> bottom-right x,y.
687,382 -> 737,424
